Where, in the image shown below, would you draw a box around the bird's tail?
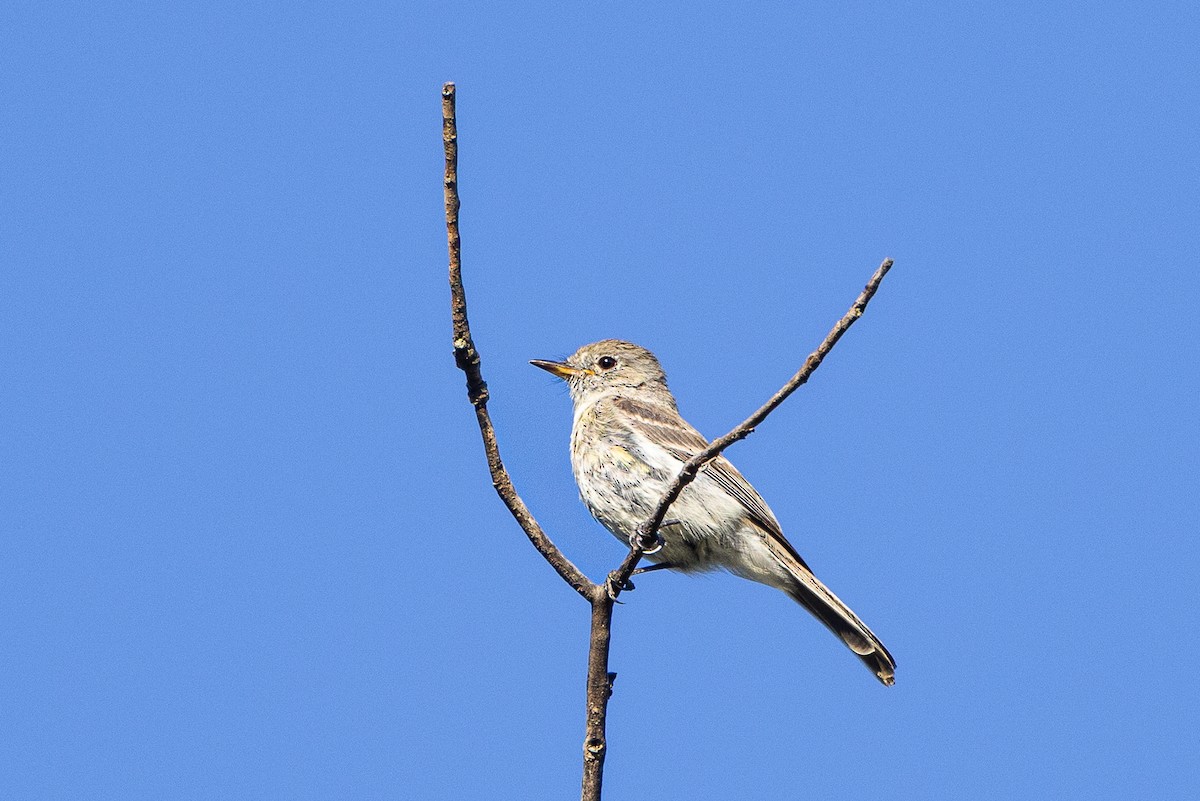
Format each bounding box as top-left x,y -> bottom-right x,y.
778,552 -> 896,686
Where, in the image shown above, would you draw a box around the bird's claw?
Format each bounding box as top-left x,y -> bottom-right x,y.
605,573 -> 634,601
631,562 -> 675,577
630,530 -> 665,555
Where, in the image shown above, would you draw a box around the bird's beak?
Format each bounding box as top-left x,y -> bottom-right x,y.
530,359 -> 587,379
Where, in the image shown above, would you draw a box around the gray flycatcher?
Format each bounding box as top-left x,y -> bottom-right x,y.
532,339 -> 895,685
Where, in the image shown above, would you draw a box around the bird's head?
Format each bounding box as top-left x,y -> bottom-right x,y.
531,339 -> 671,405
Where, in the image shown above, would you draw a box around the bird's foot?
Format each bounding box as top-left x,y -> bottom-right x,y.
605,573 -> 634,601
629,528 -> 666,555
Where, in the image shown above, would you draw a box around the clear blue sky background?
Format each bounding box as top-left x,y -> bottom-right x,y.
3,2 -> 1198,799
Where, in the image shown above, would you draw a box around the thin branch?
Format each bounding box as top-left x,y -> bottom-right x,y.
442,82 -> 610,801
443,82 -> 592,598
581,593 -> 615,801
607,258 -> 895,595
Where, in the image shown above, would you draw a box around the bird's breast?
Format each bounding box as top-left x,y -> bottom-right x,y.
569,409 -> 664,540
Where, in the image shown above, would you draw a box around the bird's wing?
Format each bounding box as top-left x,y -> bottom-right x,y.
608,395 -> 810,569
609,397 -> 894,685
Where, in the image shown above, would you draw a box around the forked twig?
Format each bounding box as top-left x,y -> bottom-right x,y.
441,82 -> 893,801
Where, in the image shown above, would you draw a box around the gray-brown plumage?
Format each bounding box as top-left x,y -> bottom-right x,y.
532,339 -> 895,685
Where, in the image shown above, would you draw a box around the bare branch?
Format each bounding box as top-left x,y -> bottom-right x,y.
443,82 -> 893,801
443,82 -> 592,598
607,258 -> 895,595
581,593 -> 615,801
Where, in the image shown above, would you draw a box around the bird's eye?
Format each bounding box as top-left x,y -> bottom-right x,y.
597,356 -> 617,370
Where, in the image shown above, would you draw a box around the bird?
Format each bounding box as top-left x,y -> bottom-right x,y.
531,339 -> 895,685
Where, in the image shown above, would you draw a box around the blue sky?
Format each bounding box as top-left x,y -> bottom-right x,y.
3,2 -> 1198,799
